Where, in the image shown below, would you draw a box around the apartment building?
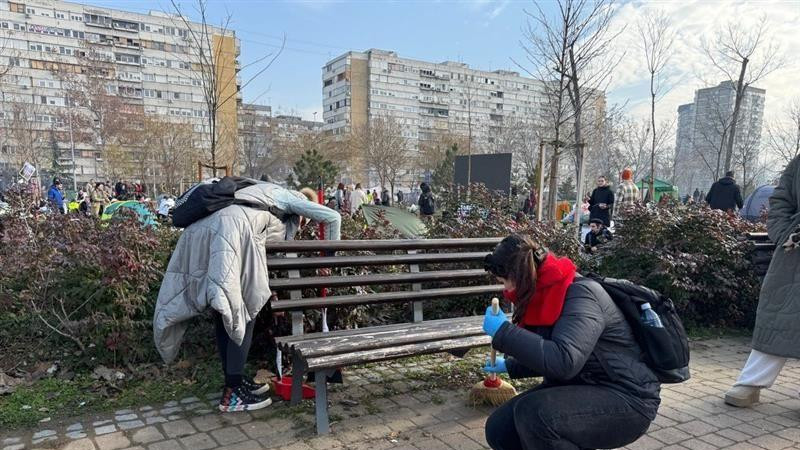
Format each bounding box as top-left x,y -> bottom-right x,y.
239,102 -> 324,181
0,0 -> 240,187
673,81 -> 766,196
321,49 -> 605,186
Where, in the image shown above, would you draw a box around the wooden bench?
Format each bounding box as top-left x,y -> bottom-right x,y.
266,238 -> 503,435
746,232 -> 775,277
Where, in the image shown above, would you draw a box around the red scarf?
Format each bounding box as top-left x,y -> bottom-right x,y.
503,253 -> 577,327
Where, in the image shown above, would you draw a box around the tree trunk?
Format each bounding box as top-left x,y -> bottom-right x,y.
569,47 -> 585,239
649,73 -> 656,201
546,140 -> 560,220
724,58 -> 748,173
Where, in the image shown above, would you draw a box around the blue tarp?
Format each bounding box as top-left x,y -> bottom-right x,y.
741,185 -> 775,221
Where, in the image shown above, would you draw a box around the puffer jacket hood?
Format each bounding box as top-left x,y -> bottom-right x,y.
718,177 -> 735,185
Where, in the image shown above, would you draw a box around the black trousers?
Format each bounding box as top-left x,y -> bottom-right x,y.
485,384 -> 652,450
213,312 -> 255,388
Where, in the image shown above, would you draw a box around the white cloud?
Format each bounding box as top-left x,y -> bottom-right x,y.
605,0 -> 800,127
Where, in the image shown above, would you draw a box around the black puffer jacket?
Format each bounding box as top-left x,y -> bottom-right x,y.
588,186 -> 614,226
492,276 -> 661,420
706,177 -> 743,211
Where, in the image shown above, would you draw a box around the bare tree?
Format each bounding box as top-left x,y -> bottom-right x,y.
142,116 -> 196,195
732,122 -> 765,196
765,99 -> 800,169
637,9 -> 675,199
169,0 -> 283,175
352,116 -> 410,197
703,15 -> 784,173
6,100 -> 53,170
517,5 -> 573,220
417,130 -> 469,176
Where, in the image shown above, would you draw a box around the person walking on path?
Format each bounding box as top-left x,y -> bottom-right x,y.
335,183 -> 345,211
725,156 -> 800,407
91,182 -> 109,216
418,182 -> 435,217
381,187 -> 390,207
588,176 -> 614,227
47,178 -> 65,214
349,183 -> 367,214
706,171 -> 744,212
482,235 -> 660,449
616,168 -> 640,207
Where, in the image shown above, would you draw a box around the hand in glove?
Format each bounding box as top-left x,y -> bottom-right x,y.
783,227 -> 800,252
483,356 -> 507,374
483,305 -> 510,337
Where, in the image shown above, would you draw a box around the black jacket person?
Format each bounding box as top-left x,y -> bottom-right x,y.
706,171 -> 744,211
588,176 -> 614,226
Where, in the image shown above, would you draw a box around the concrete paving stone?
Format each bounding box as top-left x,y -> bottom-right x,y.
31,436 -> 57,445
192,414 -> 226,432
181,396 -> 201,404
698,413 -> 742,429
648,427 -> 693,445
223,439 -> 265,450
179,432 -> 217,450
626,436 -> 665,450
115,409 -> 135,415
121,447 -> 145,450
675,438 -> 717,450
306,436 -> 345,449
95,424 -> 118,435
166,414 -> 183,421
411,439 -> 452,450
775,427 -> 800,442
160,419 -> 196,438
67,423 -> 83,432
139,406 -> 154,412
31,429 -> 55,439
116,414 -> 138,421
210,426 -> 249,445
159,406 -> 182,415
748,434 -> 795,450
258,433 -> 304,448
163,401 -> 179,408
131,426 -> 165,444
141,411 -> 159,419
146,439 -> 181,450
62,438 -> 97,450
698,432 -> 736,448
733,422 -> 771,437
275,443 -> 311,450
66,431 -> 88,439
145,416 -> 168,425
118,420 -> 146,430
2,445 -> 25,450
446,432 -> 486,450
95,431 -> 131,450
1,438 -> 21,445
675,419 -> 718,437
220,412 -> 254,425
715,427 -> 755,443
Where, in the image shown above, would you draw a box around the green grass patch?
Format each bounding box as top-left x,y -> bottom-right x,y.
0,358 -> 223,430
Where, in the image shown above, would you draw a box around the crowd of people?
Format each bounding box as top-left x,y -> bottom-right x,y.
327,181 -> 436,218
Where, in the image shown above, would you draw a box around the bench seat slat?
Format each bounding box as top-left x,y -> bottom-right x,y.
265,238 -> 502,253
269,269 -> 489,291
282,316 -> 487,358
303,335 -> 491,370
271,284 -> 503,311
267,252 -> 488,270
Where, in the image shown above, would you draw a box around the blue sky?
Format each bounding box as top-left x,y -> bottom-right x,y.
85,0 -> 800,124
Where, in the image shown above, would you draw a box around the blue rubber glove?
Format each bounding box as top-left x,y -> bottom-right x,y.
483,305 -> 510,337
483,356 -> 507,374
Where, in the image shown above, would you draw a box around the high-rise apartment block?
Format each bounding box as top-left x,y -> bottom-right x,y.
322,49 -> 605,186
674,81 -> 766,196
0,0 -> 240,186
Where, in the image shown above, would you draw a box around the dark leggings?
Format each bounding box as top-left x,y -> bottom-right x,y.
213,312 -> 255,388
485,384 -> 652,450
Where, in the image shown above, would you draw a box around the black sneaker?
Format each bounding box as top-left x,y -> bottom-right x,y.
218,385 -> 272,412
243,376 -> 270,396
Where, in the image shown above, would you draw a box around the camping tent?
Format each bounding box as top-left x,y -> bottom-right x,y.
101,200 -> 158,227
741,184 -> 775,221
361,205 -> 427,238
636,178 -> 679,203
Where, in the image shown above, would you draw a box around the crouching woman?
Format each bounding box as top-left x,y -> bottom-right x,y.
482,234 -> 660,450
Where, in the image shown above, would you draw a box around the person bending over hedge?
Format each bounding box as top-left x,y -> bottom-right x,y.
154,181 -> 340,413
481,234 -> 660,450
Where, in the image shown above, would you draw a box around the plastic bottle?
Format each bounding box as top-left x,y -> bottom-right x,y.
640,302 -> 663,328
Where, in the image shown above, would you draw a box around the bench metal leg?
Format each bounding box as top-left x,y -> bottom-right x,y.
290,354 -> 304,406
315,369 -> 331,435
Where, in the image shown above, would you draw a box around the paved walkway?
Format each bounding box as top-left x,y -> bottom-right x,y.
4,337 -> 800,450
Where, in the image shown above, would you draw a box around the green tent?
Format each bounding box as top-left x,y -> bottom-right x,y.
636,178 -> 679,202
361,205 -> 427,238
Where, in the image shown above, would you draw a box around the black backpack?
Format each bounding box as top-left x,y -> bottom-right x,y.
580,274 -> 691,384
172,177 -> 285,228
420,192 -> 435,215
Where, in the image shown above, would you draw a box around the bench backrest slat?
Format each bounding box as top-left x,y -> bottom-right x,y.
265,238 -> 502,253
267,251 -> 487,270
268,269 -> 488,291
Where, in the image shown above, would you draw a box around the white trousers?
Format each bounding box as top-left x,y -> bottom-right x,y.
735,349 -> 787,388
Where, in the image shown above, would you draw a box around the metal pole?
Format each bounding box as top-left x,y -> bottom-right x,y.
68,95 -> 77,192
537,141 -> 545,221
573,143 -> 587,241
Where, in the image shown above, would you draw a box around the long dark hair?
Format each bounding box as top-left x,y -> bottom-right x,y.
484,234 -> 547,324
